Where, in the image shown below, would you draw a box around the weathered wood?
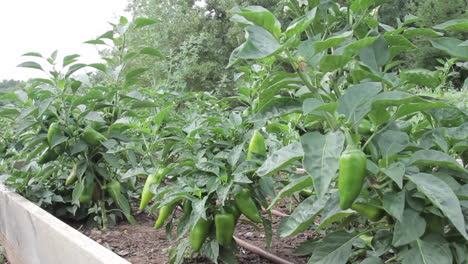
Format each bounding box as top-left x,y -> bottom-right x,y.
0,184 -> 130,264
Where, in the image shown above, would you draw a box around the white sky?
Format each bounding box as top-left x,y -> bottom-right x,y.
0,0 -> 129,80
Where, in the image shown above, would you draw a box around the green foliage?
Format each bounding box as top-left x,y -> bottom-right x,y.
1,1 -> 467,263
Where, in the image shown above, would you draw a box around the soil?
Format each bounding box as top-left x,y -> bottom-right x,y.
79,200 -> 316,264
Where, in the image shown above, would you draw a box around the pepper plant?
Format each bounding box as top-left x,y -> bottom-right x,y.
0,16 -> 165,230
226,0 -> 468,263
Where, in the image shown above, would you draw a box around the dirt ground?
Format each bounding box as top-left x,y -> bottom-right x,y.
79,200 -> 315,264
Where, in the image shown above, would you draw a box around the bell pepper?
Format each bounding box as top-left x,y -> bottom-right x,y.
190,218 -> 211,252
139,168 -> 165,210
358,119 -> 372,134
246,130 -> 266,160
225,200 -> 241,221
47,122 -> 61,145
81,127 -> 107,145
65,164 -> 78,185
37,148 -> 58,164
338,144 -> 367,210
154,202 -> 176,229
79,180 -> 95,203
215,212 -> 235,246
351,201 -> 385,222
234,188 -> 262,223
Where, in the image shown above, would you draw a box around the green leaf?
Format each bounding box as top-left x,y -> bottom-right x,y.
409,150 -> 467,173
392,209 -> 426,246
319,55 -> 352,72
401,69 -> 440,89
381,162 -> 405,188
22,52 -> 43,58
278,195 -> 328,237
230,6 -> 281,39
359,36 -> 390,72
65,63 -> 87,79
301,131 -> 344,198
409,173 -> 468,240
350,0 -> 377,13
303,98 -> 338,115
317,191 -> 354,231
430,37 -> 468,60
395,99 -> 453,119
433,19 -> 468,32
17,61 -> 43,71
257,142 -> 303,177
361,257 -> 384,264
139,47 -> 164,58
269,176 -> 313,209
84,111 -> 105,123
126,68 -> 149,82
375,131 -> 409,158
84,39 -> 106,45
63,54 -> 80,67
229,25 -> 282,66
249,98 -> 302,122
372,91 -> 426,108
400,236 -> 453,264
383,191 -> 405,221
313,31 -> 353,55
403,28 -> 443,38
285,8 -> 317,38
134,17 -> 160,28
88,63 -> 106,72
308,230 -> 357,264
337,82 -> 382,124
337,37 -> 378,57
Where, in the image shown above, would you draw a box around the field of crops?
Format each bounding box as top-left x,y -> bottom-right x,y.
0,1 -> 467,263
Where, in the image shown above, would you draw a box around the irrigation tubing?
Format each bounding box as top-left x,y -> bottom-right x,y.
233,236 -> 295,264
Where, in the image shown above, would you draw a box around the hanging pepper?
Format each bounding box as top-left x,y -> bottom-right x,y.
338,132 -> 367,210
37,148 -> 58,164
47,122 -> 61,145
358,119 -> 372,134
81,127 -> 107,145
65,164 -> 78,185
190,218 -> 211,252
79,180 -> 95,203
215,212 -> 235,246
139,168 -> 165,210
225,200 -> 241,221
351,201 -> 385,221
246,130 -> 266,160
154,202 -> 176,229
234,188 -> 262,223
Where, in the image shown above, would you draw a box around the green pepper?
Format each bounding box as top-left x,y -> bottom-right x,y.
139,168 -> 164,210
234,188 -> 262,223
81,127 -> 107,145
358,119 -> 372,134
246,130 -> 266,160
65,164 -> 78,185
47,122 -> 61,146
154,202 -> 176,229
106,180 -> 137,225
37,148 -> 58,164
338,145 -> 367,210
215,212 -> 235,246
351,201 -> 385,221
190,218 -> 211,252
225,200 -> 241,221
299,189 -> 315,198
79,180 -> 95,203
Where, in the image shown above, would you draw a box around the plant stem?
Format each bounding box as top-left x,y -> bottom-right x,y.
99,197 -> 109,231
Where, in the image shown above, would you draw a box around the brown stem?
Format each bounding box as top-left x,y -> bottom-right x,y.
233,236 -> 295,264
